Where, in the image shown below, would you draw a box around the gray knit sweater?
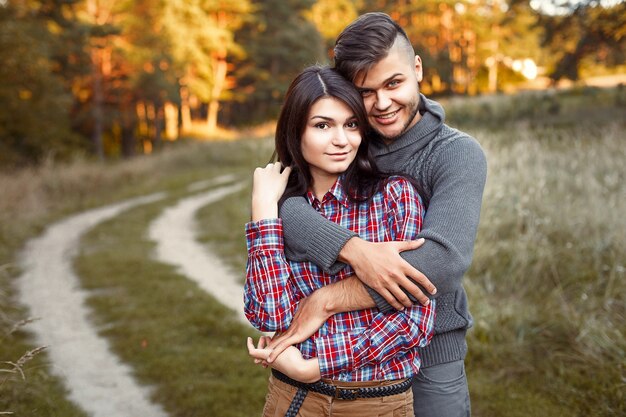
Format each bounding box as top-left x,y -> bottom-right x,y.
279,94 -> 487,368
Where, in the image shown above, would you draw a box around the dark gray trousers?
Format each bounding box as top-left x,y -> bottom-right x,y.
412,360 -> 471,417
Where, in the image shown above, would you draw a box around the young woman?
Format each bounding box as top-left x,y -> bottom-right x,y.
244,65 -> 435,416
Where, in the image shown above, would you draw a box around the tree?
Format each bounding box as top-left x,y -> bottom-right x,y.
116,0 -> 180,155
537,0 -> 626,82
223,0 -> 324,126
306,0 -> 358,56
161,0 -> 251,133
0,1 -> 85,167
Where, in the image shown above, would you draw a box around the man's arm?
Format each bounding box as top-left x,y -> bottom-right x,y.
343,137 -> 488,313
279,196 -> 355,273
280,199 -> 433,309
313,300 -> 435,379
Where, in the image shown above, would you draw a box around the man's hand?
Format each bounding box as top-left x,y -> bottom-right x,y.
264,276 -> 374,364
339,237 -> 436,310
265,289 -> 332,364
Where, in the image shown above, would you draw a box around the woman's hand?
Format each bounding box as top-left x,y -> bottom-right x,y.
251,163 -> 292,222
247,336 -> 320,383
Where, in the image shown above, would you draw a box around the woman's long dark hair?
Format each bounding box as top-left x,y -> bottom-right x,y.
275,65 -> 389,203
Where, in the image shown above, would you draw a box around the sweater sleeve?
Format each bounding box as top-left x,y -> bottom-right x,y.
279,197 -> 357,274
371,136 -> 487,313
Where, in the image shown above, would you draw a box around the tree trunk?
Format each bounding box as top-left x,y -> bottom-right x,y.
153,102 -> 163,151
91,50 -> 104,160
206,11 -> 229,132
120,103 -> 136,158
164,101 -> 179,140
179,80 -> 192,133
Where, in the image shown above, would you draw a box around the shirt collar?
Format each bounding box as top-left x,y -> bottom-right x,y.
305,175 -> 351,209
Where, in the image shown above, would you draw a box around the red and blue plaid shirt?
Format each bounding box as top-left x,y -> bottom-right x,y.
244,176 -> 435,381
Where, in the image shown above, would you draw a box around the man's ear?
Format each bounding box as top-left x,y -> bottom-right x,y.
414,55 -> 423,83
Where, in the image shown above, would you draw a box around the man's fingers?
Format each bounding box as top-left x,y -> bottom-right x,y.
267,332 -> 288,350
398,276 -> 430,306
267,338 -> 293,363
376,287 -> 406,311
396,238 -> 425,252
386,283 -> 415,309
404,267 -> 437,296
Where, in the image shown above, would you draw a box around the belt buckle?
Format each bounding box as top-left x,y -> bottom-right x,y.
334,387 -> 359,401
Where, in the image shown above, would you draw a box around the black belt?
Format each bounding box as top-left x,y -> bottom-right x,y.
271,369 -> 413,417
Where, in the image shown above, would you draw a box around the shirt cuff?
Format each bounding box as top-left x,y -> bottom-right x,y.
245,218 -> 284,253
315,332 -> 356,378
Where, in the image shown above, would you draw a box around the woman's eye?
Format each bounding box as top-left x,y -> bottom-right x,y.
346,121 -> 358,129
315,123 -> 330,129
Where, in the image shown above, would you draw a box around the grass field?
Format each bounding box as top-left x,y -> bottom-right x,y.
1,87 -> 624,416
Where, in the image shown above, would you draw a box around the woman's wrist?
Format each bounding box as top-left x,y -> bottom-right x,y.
251,196 -> 279,222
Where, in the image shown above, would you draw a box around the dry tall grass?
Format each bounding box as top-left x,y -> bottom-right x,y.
465,121 -> 625,415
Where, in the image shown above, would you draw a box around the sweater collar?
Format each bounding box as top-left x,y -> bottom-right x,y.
371,93 -> 445,156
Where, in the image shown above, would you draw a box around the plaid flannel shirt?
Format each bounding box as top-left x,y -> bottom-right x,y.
244,176 -> 435,381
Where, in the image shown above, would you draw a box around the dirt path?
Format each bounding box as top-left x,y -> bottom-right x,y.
148,179 -> 249,325
18,193 -> 169,417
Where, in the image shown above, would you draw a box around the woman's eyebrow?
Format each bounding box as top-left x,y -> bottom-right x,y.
310,115 -> 334,121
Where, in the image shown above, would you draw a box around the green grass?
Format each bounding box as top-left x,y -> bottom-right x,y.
73,190 -> 269,417
0,138 -> 271,415
196,184 -> 253,282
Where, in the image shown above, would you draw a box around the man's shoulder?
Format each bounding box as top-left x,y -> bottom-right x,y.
431,124 -> 485,160
436,124 -> 480,146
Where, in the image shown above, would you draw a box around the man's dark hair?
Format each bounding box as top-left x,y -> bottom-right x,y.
334,12 -> 414,82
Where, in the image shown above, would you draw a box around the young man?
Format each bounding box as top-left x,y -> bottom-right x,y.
268,12 -> 487,417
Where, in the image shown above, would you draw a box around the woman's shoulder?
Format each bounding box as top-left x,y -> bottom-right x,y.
382,175 -> 418,194
377,175 -> 421,207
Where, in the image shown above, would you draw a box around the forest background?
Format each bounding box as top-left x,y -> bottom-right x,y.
0,0 -> 624,167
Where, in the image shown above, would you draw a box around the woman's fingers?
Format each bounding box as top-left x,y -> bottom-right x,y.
247,336 -> 272,362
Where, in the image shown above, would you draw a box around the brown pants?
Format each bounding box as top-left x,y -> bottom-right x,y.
262,375 -> 415,417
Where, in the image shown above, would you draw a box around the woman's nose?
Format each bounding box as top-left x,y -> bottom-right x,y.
332,128 -> 349,146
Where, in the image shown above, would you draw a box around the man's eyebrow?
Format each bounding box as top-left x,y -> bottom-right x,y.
359,73 -> 404,89
384,73 -> 404,83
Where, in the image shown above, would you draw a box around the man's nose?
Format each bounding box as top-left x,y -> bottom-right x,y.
375,91 -> 392,110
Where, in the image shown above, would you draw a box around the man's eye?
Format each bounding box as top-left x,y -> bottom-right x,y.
360,90 -> 374,98
388,80 -> 400,87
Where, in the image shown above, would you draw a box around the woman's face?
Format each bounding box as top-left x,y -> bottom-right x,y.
301,97 -> 362,187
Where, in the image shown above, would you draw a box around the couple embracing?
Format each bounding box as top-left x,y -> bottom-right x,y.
243,12 -> 487,417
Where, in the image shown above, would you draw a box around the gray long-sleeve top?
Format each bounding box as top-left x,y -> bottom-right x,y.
279,94 -> 487,367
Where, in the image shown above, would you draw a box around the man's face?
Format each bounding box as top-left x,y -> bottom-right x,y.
353,41 -> 423,142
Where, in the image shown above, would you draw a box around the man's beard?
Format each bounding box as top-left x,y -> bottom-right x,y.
376,97 -> 420,142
